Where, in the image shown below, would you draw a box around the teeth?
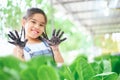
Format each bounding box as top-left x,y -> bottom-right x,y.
32,30 -> 38,34
31,28 -> 39,34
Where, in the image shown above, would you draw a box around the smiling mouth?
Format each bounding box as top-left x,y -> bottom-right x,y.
31,29 -> 39,34
32,30 -> 39,34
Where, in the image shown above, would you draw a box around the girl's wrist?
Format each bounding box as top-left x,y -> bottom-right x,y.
14,46 -> 24,60
50,46 -> 59,51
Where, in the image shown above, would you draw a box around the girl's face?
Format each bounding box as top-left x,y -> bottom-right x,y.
22,13 -> 46,40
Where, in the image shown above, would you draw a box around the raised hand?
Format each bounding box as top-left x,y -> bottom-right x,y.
42,29 -> 67,46
8,27 -> 28,48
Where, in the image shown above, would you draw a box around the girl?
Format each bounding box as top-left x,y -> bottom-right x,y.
8,7 -> 66,64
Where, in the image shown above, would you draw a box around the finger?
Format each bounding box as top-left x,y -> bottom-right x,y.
60,38 -> 67,43
52,29 -> 56,36
8,31 -> 16,40
23,27 -> 25,39
8,41 -> 16,45
8,34 -> 15,40
19,39 -> 28,48
56,29 -> 61,36
42,32 -> 49,39
24,39 -> 28,44
20,27 -> 23,39
15,30 -> 20,39
58,31 -> 64,38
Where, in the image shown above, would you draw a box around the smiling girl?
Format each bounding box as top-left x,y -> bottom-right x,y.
8,8 -> 66,64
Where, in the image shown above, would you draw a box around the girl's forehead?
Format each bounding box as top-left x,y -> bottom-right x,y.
30,13 -> 46,22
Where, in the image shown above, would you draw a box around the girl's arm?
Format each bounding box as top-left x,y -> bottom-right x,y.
51,46 -> 64,63
13,46 -> 25,61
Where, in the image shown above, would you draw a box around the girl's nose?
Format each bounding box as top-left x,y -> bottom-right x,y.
34,24 -> 39,28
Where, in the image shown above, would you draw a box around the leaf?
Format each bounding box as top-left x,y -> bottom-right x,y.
20,68 -> 38,80
38,65 -> 59,80
0,56 -> 23,71
103,60 -> 112,72
90,61 -> 104,75
111,55 -> 120,74
117,74 -> 120,80
0,67 -> 20,80
93,72 -> 118,80
58,65 -> 75,80
94,54 -> 120,74
0,71 -> 10,80
76,57 -> 95,80
69,55 -> 94,80
27,56 -> 56,69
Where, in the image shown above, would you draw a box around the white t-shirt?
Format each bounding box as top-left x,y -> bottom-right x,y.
23,42 -> 52,61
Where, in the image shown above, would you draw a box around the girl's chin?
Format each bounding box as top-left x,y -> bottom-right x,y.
27,34 -> 41,39
30,35 -> 40,39
32,36 -> 39,39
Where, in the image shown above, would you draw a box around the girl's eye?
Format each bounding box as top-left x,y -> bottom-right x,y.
31,21 -> 36,24
39,24 -> 45,27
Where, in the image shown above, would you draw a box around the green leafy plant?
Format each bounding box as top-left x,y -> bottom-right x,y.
0,54 -> 120,80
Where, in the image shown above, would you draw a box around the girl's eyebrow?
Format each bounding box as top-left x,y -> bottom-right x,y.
31,18 -> 45,24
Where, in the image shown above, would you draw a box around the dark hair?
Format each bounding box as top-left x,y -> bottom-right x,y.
23,8 -> 47,23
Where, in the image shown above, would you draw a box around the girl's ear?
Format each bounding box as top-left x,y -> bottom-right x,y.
21,19 -> 26,27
